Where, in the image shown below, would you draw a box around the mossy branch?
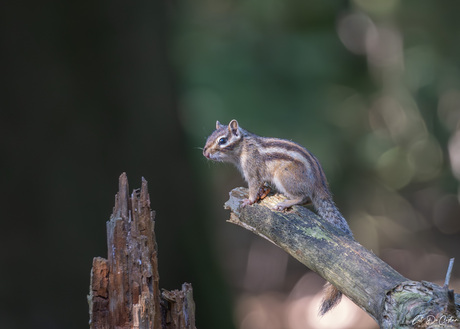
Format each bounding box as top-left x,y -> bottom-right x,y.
225,187 -> 460,328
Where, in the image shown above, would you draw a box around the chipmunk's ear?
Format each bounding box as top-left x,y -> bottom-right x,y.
228,119 -> 239,136
216,120 -> 225,129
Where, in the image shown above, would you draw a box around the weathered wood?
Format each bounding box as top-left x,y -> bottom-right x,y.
225,187 -> 460,328
88,257 -> 110,329
383,281 -> 460,328
162,283 -> 196,329
88,173 -> 197,329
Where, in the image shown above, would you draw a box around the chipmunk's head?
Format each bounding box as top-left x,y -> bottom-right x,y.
203,119 -> 243,162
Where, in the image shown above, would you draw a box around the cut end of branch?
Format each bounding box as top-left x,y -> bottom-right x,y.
382,280 -> 460,329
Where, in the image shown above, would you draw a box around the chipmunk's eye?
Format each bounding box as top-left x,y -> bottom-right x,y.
218,137 -> 227,145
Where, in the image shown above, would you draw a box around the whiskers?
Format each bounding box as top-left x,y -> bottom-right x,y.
194,146 -> 225,164
194,146 -> 212,167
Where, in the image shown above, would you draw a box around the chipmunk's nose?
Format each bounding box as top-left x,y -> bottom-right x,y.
203,147 -> 209,158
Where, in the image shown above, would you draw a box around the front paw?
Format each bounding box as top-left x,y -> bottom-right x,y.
241,198 -> 256,207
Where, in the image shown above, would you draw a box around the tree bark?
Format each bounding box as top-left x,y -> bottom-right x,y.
88,173 -> 197,329
225,187 -> 460,329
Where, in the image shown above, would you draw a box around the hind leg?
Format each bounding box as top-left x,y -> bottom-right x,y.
272,165 -> 312,211
274,196 -> 308,211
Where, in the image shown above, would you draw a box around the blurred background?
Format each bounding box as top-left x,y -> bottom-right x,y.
1,0 -> 460,328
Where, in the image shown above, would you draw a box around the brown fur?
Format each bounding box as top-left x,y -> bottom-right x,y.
319,282 -> 342,316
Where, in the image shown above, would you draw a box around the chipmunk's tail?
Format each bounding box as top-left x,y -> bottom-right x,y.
313,195 -> 349,315
312,195 -> 353,236
319,282 -> 342,316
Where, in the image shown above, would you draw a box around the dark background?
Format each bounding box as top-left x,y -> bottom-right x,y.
2,0 -> 460,328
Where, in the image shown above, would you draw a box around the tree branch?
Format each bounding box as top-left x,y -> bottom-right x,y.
225,187 -> 460,328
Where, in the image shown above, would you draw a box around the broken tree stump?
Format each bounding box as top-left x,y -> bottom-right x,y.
88,173 -> 196,329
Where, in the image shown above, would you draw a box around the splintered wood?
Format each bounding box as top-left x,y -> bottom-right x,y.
88,173 -> 196,329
